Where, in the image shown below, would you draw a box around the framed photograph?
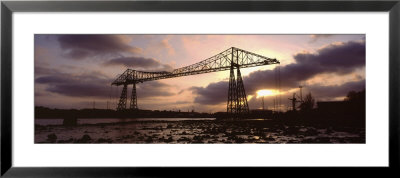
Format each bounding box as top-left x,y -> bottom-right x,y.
1,0 -> 399,177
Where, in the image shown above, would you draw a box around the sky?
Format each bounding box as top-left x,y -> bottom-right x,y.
35,34 -> 365,112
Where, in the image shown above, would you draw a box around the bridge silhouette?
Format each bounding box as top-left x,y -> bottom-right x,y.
111,47 -> 280,117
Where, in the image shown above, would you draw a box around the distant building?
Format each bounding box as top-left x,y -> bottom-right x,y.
317,101 -> 347,113
250,109 -> 273,115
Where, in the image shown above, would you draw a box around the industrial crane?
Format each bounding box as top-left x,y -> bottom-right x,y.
111,47 -> 280,117
288,86 -> 305,111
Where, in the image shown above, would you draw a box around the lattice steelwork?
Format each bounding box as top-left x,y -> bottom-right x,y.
227,49 -> 250,117
112,47 -> 280,115
235,67 -> 249,115
116,84 -> 128,111
227,65 -> 237,114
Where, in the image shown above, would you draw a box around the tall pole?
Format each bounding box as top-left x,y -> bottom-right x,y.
299,86 -> 303,102
278,64 -> 281,112
262,96 -> 265,110
292,93 -> 296,111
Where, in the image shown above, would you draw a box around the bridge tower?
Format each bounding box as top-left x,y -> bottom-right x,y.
227,48 -> 250,117
116,69 -> 139,111
236,66 -> 249,114
227,64 -> 237,114
117,84 -> 128,111
117,83 -> 138,111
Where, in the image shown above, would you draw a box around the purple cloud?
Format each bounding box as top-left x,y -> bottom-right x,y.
103,56 -> 173,71
57,35 -> 141,60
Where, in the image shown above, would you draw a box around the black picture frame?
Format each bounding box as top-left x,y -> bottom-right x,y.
1,0 -> 399,177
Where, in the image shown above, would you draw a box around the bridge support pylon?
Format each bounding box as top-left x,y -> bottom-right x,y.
117,84 -> 128,111
236,67 -> 249,114
227,65 -> 237,114
227,49 -> 250,118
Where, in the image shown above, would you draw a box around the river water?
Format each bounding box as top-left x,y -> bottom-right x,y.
35,118 -> 216,126
35,118 -> 365,144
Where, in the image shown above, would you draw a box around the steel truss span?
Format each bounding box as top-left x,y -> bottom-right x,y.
111,47 -> 280,117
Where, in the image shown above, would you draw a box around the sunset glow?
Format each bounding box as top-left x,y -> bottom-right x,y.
257,89 -> 279,98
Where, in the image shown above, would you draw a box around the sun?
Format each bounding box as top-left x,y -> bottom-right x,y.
256,89 -> 278,98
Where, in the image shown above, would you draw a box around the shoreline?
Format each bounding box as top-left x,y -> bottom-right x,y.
35,118 -> 365,144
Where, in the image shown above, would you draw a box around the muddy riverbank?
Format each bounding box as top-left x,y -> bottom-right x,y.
35,118 -> 365,144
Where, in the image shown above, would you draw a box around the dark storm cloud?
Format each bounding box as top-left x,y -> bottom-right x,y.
190,81 -> 228,105
307,79 -> 365,100
34,91 -> 47,97
36,75 -> 77,84
36,71 -> 113,98
57,35 -> 141,59
294,41 -> 365,72
46,83 -> 111,98
245,40 -> 365,93
191,41 -> 365,105
35,66 -> 58,75
35,66 -> 176,98
103,56 -> 174,71
46,80 -> 175,98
